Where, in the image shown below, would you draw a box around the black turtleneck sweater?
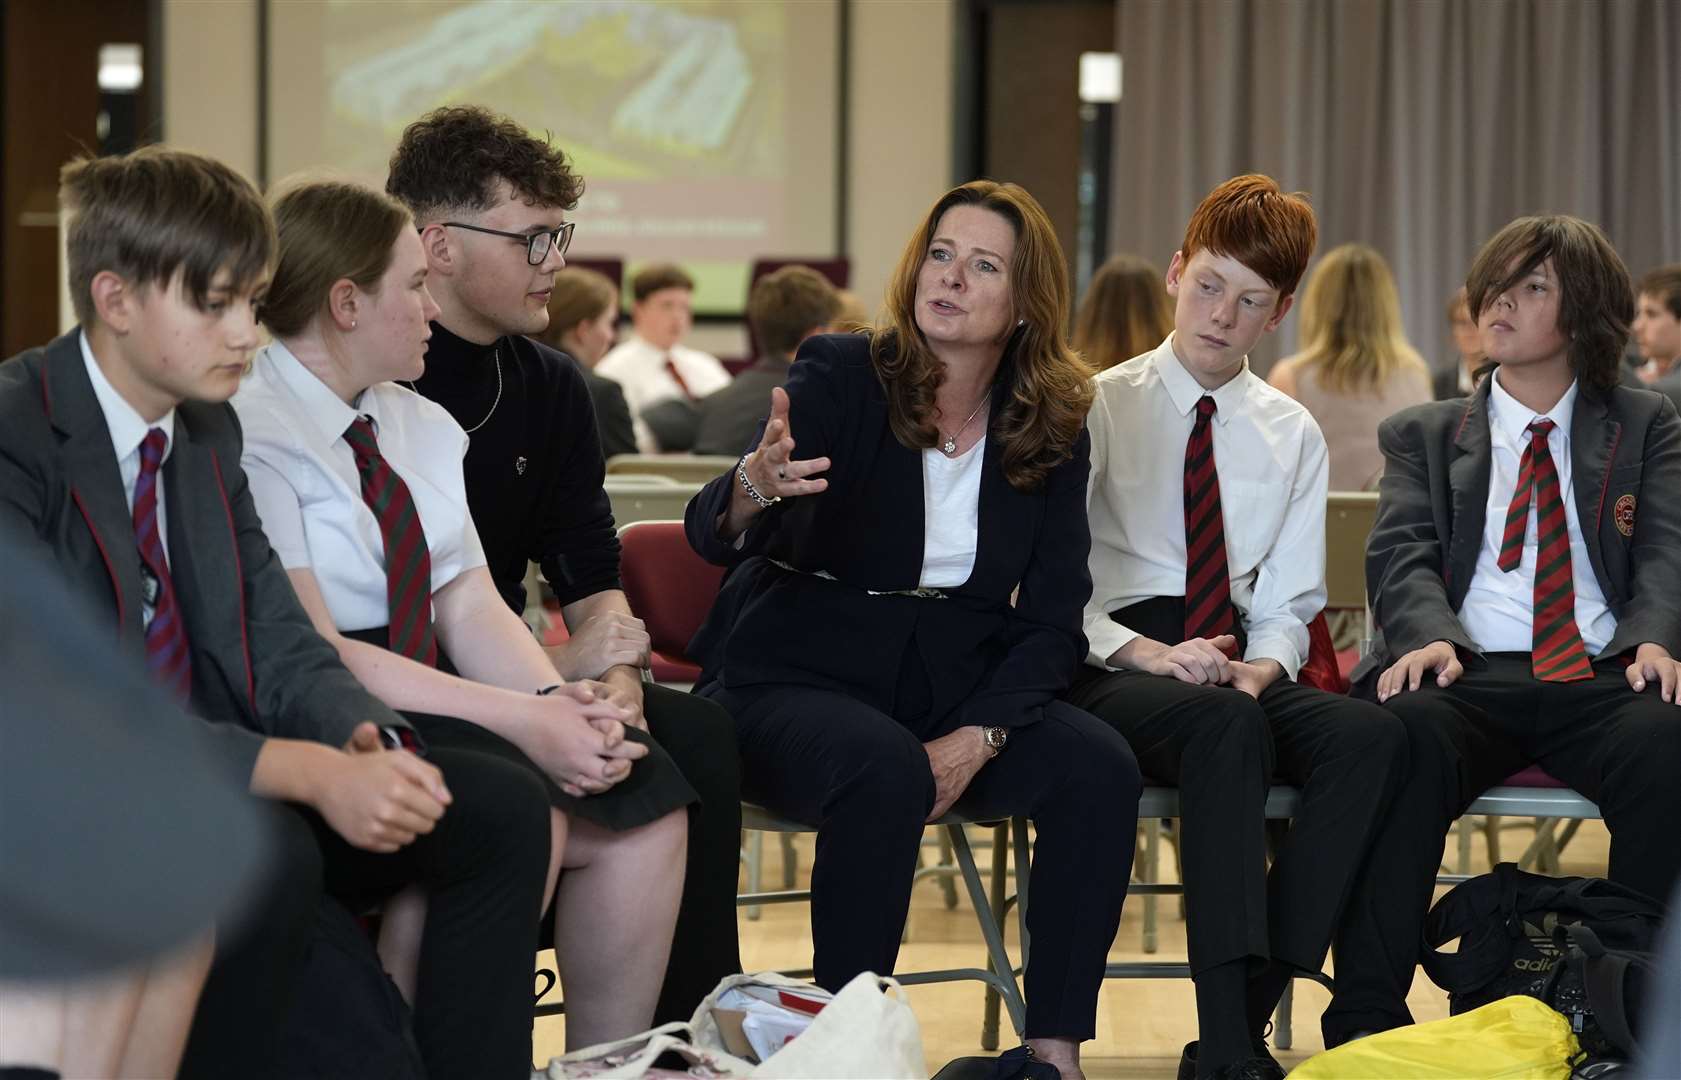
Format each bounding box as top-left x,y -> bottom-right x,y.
411,321 -> 620,614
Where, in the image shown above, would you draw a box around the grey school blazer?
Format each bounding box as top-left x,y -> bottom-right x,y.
1356,375 -> 1681,682
0,331 -> 411,778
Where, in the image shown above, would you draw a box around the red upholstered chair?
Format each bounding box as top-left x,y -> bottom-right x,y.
617,520 -> 724,685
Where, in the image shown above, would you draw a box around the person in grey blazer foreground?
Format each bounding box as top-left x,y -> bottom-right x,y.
1325,215 -> 1681,1048
0,146 -> 550,1080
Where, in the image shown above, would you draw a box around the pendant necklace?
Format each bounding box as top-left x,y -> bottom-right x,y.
938,393 -> 990,455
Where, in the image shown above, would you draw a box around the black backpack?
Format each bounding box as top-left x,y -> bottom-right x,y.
1421,863 -> 1664,1060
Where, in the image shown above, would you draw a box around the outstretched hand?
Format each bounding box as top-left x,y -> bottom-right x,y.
744,387 -> 831,500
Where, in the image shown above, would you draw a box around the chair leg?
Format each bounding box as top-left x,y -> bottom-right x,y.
1012,818 -> 1032,968
947,822 -> 1027,1045
1273,976 -> 1294,1051
1141,819 -> 1160,954
1456,815 -> 1474,874
744,830 -> 763,921
980,822 -> 1009,1052
937,829 -> 960,910
1484,814 -> 1503,867
779,833 -> 798,889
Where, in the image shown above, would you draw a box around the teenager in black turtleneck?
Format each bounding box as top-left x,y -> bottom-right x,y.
388,105 -> 743,1025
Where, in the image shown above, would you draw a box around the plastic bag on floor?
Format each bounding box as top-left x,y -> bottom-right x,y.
1291,995 -> 1581,1079
539,970 -> 924,1079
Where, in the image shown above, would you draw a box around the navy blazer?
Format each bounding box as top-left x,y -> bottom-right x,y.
0,332 -> 411,778
684,333 -> 1093,738
1358,376 -> 1681,680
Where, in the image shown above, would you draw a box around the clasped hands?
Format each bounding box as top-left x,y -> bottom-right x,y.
1120,635 -> 1283,699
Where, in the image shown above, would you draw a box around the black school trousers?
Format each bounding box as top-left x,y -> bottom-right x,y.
1323,654 -> 1681,1046
179,712 -> 552,1080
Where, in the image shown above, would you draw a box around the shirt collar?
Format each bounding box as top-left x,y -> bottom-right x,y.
1487,367 -> 1577,447
79,329 -> 175,462
259,339 -> 363,447
1153,332 -> 1252,424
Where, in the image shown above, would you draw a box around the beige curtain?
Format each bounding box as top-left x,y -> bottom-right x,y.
1110,0 -> 1681,372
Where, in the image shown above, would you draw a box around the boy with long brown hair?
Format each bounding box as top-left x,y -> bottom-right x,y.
1327,215 -> 1681,1046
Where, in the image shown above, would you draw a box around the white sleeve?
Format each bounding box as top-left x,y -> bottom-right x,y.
239,447 -> 314,570
1081,391 -> 1140,668
1242,420 -> 1329,679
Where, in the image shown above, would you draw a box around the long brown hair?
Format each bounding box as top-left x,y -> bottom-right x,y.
873,180 -> 1092,492
1072,254 -> 1173,371
1465,215 -> 1633,398
1291,244 -> 1428,395
541,267 -> 617,348
261,179 -> 411,337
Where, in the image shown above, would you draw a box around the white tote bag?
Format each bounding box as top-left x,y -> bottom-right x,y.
540,971 -> 924,1079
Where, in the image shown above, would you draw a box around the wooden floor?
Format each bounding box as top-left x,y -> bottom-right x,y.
534,818 -> 1612,1077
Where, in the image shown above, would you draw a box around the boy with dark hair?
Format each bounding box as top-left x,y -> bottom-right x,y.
1068,174 -> 1406,1080
1326,215 -> 1681,1045
1633,264 -> 1681,409
0,146 -> 551,1080
386,104 -> 742,1023
597,262 -> 731,450
693,265 -> 841,455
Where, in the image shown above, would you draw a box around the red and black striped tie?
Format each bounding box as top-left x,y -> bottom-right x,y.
344,417 -> 438,667
1497,419 -> 1593,682
1183,396 -> 1236,646
134,428 -> 193,701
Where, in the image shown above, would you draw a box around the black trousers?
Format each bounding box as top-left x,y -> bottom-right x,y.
180,715 -> 552,1080
706,681 -> 1141,1040
1067,667 -> 1406,978
1324,654 -> 1681,1046
641,682 -> 744,1023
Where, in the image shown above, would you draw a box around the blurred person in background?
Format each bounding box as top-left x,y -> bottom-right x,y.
1435,286 -> 1485,399
1269,243 -> 1432,490
597,264 -> 730,451
693,265 -> 841,456
1071,253 -> 1174,373
830,287 -> 873,332
1632,264 -> 1681,411
542,267 -> 636,458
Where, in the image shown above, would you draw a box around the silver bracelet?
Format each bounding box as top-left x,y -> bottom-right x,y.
736,453 -> 779,509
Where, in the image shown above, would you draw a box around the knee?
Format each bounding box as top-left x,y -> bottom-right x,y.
1044,706 -> 1143,816
1182,688 -> 1268,758
651,694 -> 742,802
437,754 -> 553,860
1338,699 -> 1410,766
831,736 -> 933,824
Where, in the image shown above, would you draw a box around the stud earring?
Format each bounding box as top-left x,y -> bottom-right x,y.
350,320 -> 357,330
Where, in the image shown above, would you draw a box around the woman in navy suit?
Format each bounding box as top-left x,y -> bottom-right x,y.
685,180 -> 1141,1079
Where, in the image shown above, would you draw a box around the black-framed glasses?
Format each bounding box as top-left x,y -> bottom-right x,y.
441,220 -> 574,266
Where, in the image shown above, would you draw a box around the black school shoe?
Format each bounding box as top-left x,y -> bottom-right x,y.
1176,1040 -> 1286,1080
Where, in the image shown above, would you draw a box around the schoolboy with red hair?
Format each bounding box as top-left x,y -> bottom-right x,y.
1069,175 -> 1406,1080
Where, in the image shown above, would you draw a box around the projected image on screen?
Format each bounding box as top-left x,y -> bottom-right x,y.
269,0 -> 841,314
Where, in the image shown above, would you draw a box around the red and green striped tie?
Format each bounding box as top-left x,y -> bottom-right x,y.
1497,419 -> 1593,682
344,416 -> 438,667
1183,395 -> 1237,647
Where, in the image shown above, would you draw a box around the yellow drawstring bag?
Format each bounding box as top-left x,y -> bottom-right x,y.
1290,996 -> 1581,1079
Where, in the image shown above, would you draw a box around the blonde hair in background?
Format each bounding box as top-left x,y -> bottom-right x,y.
1292,243 -> 1427,396
1072,254 -> 1174,371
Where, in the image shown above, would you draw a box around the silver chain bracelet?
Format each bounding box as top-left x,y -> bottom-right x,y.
736,453 -> 780,509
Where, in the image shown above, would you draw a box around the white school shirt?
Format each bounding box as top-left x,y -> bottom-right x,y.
919,436 -> 985,588
595,334 -> 732,452
1459,372 -> 1615,655
80,330 -> 177,624
231,341 -> 486,634
1083,335 -> 1329,679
